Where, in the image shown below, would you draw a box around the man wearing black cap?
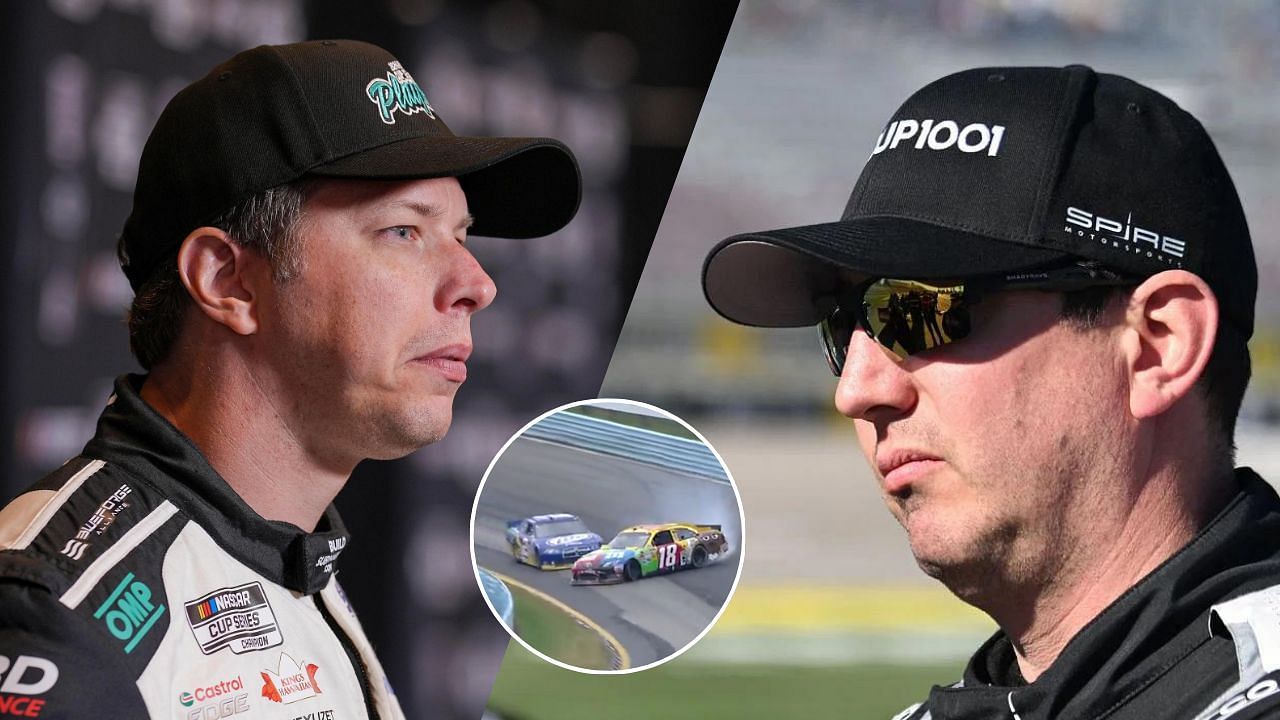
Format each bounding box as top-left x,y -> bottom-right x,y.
0,40 -> 579,718
704,66 -> 1273,719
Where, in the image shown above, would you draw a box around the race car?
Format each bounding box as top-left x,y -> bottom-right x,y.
571,522 -> 729,585
506,513 -> 603,570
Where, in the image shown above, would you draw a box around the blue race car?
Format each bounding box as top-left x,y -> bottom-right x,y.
506,513 -> 603,570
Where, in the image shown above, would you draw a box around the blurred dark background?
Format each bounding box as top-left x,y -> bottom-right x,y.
0,1 -> 737,717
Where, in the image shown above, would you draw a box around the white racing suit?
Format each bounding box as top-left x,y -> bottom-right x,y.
0,375 -> 406,719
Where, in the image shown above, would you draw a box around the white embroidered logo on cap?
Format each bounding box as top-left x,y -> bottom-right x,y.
872,119 -> 1007,157
366,60 -> 435,124
1065,206 -> 1187,264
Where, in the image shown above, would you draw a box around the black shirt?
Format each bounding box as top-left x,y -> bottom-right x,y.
895,469 -> 1280,720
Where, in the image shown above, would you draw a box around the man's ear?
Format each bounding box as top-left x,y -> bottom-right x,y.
175,228 -> 265,336
1122,270 -> 1218,420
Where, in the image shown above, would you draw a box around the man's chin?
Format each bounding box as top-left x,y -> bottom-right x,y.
364,405 -> 454,459
909,538 -> 957,581
906,520 -> 976,579
909,535 -> 1005,605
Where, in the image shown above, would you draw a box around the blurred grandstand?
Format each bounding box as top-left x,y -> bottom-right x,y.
610,0 -> 1280,424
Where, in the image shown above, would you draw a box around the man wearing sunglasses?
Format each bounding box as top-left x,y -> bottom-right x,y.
704,66 -> 1271,719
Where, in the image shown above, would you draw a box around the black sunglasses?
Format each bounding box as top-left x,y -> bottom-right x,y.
819,262 -> 1138,375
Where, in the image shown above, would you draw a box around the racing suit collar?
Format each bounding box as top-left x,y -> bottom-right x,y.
928,469 -> 1280,720
81,374 -> 350,595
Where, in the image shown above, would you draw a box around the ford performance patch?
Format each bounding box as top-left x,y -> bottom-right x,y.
184,581 -> 283,655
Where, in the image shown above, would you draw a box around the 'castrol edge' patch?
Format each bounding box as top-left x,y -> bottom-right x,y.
184,581 -> 284,655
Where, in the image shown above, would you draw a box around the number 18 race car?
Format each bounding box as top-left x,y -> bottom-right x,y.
507,513 -> 603,570
571,522 -> 729,585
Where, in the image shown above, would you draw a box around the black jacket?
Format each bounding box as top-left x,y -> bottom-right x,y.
895,469 -> 1280,720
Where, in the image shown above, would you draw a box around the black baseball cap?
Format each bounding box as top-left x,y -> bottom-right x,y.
119,39 -> 582,291
702,65 -> 1256,338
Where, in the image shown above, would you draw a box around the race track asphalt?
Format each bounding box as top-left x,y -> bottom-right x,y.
473,435 -> 743,669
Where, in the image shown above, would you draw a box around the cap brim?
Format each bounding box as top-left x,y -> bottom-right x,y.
702,216 -> 1073,327
309,135 -> 581,239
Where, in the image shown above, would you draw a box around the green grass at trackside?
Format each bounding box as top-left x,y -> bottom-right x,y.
507,582 -> 615,671
487,642 -> 958,720
564,405 -> 700,441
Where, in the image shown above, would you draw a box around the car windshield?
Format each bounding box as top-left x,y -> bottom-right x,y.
609,532 -> 650,549
534,519 -> 589,538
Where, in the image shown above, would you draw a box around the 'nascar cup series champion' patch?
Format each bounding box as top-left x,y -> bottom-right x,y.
184,581 -> 284,655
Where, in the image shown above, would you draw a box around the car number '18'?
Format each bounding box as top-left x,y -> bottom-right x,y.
659,544 -> 679,569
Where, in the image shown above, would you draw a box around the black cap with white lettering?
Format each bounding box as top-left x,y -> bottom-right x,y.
119,39 -> 582,292
702,64 -> 1256,337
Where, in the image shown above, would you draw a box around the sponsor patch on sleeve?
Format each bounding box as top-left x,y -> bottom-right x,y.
0,654 -> 57,717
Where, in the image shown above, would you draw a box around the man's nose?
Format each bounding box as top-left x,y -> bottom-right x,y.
833,329 -> 917,421
439,243 -> 497,314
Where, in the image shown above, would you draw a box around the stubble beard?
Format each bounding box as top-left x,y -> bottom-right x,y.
358,390 -> 456,460
284,361 -> 459,464
911,510 -> 1024,607
906,425 -> 1092,617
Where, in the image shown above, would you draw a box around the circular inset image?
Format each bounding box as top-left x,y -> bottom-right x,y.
470,398 -> 744,673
